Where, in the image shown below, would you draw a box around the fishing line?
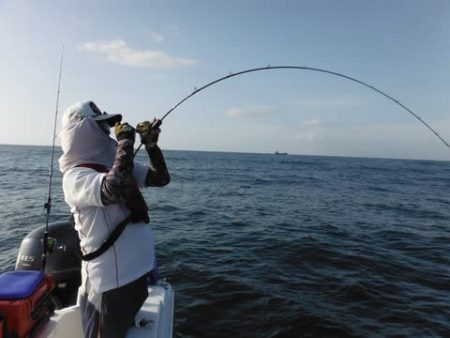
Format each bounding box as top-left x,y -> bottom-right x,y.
134,65 -> 449,155
42,46 -> 64,270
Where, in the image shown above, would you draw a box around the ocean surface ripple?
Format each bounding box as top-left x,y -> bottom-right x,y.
1,145 -> 449,337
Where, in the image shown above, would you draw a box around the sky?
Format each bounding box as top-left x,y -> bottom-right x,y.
1,0 -> 450,160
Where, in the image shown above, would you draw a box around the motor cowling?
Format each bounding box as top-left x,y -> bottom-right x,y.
15,221 -> 81,308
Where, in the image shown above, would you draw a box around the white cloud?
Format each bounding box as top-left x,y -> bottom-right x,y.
168,25 -> 180,33
295,130 -> 323,141
301,118 -> 340,128
301,118 -> 323,127
79,39 -> 196,69
151,32 -> 165,43
294,118 -> 329,141
226,105 -> 280,117
292,118 -> 341,142
294,97 -> 364,108
288,118 -> 450,159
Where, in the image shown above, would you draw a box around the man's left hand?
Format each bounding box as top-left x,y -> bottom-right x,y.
136,119 -> 161,147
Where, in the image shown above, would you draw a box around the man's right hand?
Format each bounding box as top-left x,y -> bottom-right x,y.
115,122 -> 135,142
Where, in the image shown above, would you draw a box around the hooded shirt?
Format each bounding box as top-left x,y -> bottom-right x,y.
59,102 -> 155,294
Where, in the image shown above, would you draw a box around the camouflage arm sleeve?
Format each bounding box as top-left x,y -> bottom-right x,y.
100,139 -> 135,205
145,144 -> 170,187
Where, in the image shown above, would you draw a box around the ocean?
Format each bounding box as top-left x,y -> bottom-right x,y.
0,144 -> 449,337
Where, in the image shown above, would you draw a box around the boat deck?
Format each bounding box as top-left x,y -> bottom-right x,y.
42,282 -> 174,338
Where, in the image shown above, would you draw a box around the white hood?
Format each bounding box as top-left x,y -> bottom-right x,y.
59,102 -> 117,173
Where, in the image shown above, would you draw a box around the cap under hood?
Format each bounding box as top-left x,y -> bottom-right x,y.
59,101 -> 120,173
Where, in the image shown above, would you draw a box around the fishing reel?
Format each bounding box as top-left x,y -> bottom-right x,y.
133,120 -> 162,155
136,120 -> 162,135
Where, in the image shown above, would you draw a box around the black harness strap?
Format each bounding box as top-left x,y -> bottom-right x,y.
75,163 -> 132,262
76,163 -> 109,173
80,214 -> 132,261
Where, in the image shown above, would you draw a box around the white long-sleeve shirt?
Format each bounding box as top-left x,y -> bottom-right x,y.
63,162 -> 155,293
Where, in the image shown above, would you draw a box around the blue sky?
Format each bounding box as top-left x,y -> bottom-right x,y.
1,0 -> 450,160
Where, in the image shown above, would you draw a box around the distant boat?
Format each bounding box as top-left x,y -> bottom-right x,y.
274,151 -> 288,155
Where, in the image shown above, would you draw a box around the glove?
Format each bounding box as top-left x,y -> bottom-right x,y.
115,122 -> 135,142
136,119 -> 161,147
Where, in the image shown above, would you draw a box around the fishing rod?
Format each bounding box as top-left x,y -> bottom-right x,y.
134,65 -> 450,155
42,46 -> 65,270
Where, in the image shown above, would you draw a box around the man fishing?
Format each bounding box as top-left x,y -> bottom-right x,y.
58,101 -> 170,338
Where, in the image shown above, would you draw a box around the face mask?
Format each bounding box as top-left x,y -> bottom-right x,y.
97,121 -> 111,135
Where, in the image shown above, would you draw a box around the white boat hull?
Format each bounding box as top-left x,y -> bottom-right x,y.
42,283 -> 174,338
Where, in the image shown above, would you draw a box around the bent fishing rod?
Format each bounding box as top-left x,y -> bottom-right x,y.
42,46 -> 64,270
134,65 -> 449,155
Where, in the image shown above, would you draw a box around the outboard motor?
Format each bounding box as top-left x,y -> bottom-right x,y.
15,221 -> 81,308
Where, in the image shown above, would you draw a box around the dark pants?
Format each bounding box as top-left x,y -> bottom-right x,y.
80,271 -> 158,338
